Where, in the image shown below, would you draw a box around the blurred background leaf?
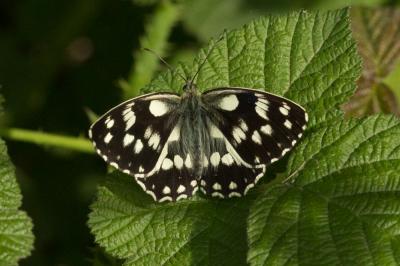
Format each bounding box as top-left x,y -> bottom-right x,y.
343,7 -> 400,116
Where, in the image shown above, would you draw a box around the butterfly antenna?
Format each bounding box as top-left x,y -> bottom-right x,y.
190,35 -> 224,85
143,48 -> 187,83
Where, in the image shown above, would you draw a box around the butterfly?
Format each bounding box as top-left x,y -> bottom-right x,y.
88,46 -> 308,202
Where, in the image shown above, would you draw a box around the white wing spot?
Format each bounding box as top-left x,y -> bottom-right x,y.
251,130 -> 262,145
254,156 -> 260,163
305,113 -> 309,122
159,196 -> 173,202
162,158 -> 173,170
146,191 -> 157,201
212,192 -> 224,198
139,165 -> 144,172
221,153 -> 234,166
144,126 -> 153,139
177,194 -> 188,201
190,180 -> 197,187
258,98 -> 269,105
228,192 -> 241,198
203,155 -> 209,167
162,186 -> 171,194
110,162 -> 118,169
174,155 -> 184,169
255,106 -> 268,120
279,107 -> 289,116
102,155 -> 107,161
177,185 -> 186,194
123,169 -> 130,174
298,133 -> 303,138
239,119 -> 248,132
149,100 -> 169,117
218,94 -> 239,111
123,134 -> 135,147
88,129 -> 92,139
210,124 -> 224,138
284,120 -> 292,129
185,154 -> 192,168
148,133 -> 160,150
271,158 -> 278,163
260,124 -> 273,136
229,181 -> 237,190
232,127 -> 246,143
292,140 -> 297,146
212,183 -> 222,190
210,152 -> 221,167
255,171 -> 264,183
283,102 -> 291,110
169,125 -> 180,142
256,100 -> 269,111
282,148 -> 290,156
134,139 -> 143,154
123,110 -> 136,130
106,119 -> 115,129
244,183 -> 254,195
104,133 -> 113,144
200,180 -> 206,186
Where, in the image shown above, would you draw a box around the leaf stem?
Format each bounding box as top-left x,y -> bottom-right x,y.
120,0 -> 180,99
0,128 -> 94,154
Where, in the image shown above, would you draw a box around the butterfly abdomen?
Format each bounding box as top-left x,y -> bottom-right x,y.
178,95 -> 210,177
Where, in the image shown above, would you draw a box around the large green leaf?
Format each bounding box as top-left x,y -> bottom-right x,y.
248,115 -> 400,265
88,9 -> 361,265
0,96 -> 34,265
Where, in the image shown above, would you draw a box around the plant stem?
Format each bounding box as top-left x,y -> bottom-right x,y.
121,0 -> 180,99
0,128 -> 94,154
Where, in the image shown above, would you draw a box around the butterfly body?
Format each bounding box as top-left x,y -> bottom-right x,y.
89,85 -> 308,202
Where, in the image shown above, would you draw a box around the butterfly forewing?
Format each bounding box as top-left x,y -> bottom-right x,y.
89,93 -> 180,176
202,88 -> 308,168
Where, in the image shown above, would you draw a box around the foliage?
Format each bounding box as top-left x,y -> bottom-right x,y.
0,98 -> 34,265
343,7 -> 400,116
86,9 -> 400,266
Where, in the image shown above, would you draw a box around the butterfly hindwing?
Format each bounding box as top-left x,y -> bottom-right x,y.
199,126 -> 266,198
89,92 -> 180,175
202,87 -> 308,167
134,140 -> 199,202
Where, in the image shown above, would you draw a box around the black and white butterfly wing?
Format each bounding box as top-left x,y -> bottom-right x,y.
200,87 -> 308,197
89,92 -> 181,176
89,92 -> 201,202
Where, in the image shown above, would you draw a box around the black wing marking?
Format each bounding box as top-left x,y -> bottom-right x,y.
89,92 -> 180,176
202,87 -> 308,166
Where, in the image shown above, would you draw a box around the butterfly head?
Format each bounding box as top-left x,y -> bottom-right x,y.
182,82 -> 197,92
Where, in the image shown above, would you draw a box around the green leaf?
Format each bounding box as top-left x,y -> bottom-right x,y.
89,8 -> 361,265
145,9 -> 360,127
0,139 -> 34,264
89,174 -> 250,265
248,115 -> 400,265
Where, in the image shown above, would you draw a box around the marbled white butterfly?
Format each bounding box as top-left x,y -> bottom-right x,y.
89,48 -> 308,202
